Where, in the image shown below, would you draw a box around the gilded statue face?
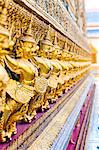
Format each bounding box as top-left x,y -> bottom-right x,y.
23,42 -> 32,48
42,45 -> 53,52
0,34 -> 9,49
17,41 -> 38,58
23,41 -> 37,57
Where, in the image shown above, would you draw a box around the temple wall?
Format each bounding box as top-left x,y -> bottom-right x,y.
0,0 -> 94,149
6,0 -> 90,55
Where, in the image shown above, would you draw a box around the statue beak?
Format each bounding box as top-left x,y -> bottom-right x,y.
5,55 -> 18,72
0,50 -> 12,55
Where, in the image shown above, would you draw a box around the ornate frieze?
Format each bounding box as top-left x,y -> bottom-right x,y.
0,0 -> 91,143
6,0 -> 89,53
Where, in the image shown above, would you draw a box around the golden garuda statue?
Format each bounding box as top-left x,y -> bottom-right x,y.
0,0 -> 91,142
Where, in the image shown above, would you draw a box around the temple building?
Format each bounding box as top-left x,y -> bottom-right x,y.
0,0 -> 98,150
85,0 -> 98,63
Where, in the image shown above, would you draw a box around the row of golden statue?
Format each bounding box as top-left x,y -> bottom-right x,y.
0,0 -> 91,142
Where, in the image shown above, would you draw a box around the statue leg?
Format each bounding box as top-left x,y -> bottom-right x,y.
24,93 -> 47,122
5,103 -> 28,140
56,84 -> 63,97
41,92 -> 50,111
24,95 -> 38,122
0,112 -> 5,142
0,91 -> 12,142
24,94 -> 44,122
48,88 -> 57,103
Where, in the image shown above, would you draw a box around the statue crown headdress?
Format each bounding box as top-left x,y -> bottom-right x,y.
41,25 -> 53,46
19,16 -> 36,44
54,31 -> 60,50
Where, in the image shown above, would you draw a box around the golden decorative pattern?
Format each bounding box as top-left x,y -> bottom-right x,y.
0,0 -> 91,143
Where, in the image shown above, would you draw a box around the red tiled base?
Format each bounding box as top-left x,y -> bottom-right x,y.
66,84 -> 95,150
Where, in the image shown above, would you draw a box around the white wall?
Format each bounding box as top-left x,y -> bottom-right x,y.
89,39 -> 99,63
85,0 -> 99,10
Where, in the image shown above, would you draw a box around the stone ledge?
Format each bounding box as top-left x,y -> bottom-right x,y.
51,78 -> 94,150
27,75 -> 93,150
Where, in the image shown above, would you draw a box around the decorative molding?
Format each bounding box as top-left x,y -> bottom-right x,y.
51,76 -> 93,150
11,0 -> 90,52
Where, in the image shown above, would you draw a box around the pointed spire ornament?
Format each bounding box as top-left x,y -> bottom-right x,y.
0,0 -> 7,26
41,24 -> 53,46
46,25 -> 51,41
64,39 -> 68,51
20,16 -> 36,44
25,16 -> 32,36
8,23 -> 15,51
0,0 -> 9,36
9,23 -> 14,41
54,31 -> 60,50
